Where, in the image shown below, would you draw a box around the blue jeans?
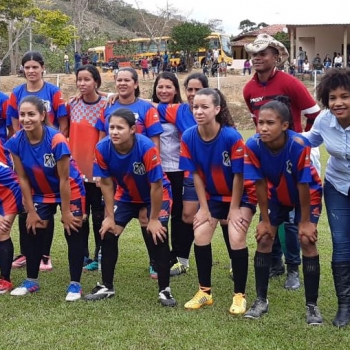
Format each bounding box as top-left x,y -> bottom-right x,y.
65,61 -> 71,74
271,210 -> 301,265
324,179 -> 350,262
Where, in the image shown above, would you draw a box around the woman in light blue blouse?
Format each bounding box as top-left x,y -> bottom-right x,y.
304,68 -> 350,328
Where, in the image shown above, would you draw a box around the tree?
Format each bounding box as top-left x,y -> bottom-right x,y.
170,21 -> 211,70
26,8 -> 75,47
0,0 -> 34,74
207,19 -> 224,33
238,19 -> 257,34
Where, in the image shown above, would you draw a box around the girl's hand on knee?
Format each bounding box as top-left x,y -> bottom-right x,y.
193,208 -> 213,230
298,222 -> 318,243
256,221 -> 273,243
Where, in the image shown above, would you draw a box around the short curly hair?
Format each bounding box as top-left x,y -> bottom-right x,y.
316,68 -> 350,108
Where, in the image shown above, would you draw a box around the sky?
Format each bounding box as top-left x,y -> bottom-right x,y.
124,0 -> 350,36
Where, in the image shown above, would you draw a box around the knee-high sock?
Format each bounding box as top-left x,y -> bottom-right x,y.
230,247 -> 249,294
0,238 -> 14,281
254,251 -> 271,301
101,232 -> 119,289
194,244 -> 212,290
303,255 -> 320,305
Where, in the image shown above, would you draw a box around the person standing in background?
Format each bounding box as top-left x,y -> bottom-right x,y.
64,51 -> 71,74
243,34 -> 321,291
74,51 -> 82,73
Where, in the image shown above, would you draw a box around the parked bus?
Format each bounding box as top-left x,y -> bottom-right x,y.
88,32 -> 233,67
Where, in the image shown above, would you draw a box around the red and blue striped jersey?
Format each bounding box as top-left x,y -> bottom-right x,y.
0,162 -> 22,216
244,130 -> 322,206
0,92 -> 11,166
6,82 -> 67,128
180,125 -> 245,202
157,103 -> 196,134
95,99 -> 163,138
5,126 -> 85,203
94,133 -> 171,203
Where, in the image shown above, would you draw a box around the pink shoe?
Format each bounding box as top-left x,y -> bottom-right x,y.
40,257 -> 53,271
12,255 -> 26,268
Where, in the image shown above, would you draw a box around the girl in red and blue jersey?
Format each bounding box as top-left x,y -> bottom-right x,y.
96,67 -> 163,278
0,162 -> 23,294
179,88 -> 255,314
7,51 -> 68,271
84,108 -> 176,307
0,91 -> 12,167
5,95 -> 86,302
67,64 -> 106,271
244,99 -> 323,325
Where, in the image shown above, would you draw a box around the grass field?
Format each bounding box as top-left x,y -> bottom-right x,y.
2,131 -> 350,350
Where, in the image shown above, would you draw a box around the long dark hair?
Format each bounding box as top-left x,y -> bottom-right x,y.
195,88 -> 234,127
152,72 -> 182,103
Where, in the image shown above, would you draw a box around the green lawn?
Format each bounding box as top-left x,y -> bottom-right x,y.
2,131 -> 350,349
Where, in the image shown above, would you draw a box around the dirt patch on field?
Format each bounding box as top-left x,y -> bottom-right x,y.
0,71 -> 316,131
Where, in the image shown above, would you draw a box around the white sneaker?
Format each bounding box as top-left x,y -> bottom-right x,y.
65,282 -> 82,302
10,279 -> 40,296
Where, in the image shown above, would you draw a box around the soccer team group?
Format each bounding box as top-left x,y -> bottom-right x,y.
0,33 -> 350,328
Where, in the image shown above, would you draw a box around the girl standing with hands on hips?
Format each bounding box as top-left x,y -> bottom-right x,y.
5,96 -> 86,301
244,99 -> 323,325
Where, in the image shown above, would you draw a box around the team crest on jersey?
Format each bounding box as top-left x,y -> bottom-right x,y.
222,151 -> 231,166
133,162 -> 146,175
286,160 -> 292,174
134,113 -> 139,120
42,100 -> 52,113
43,153 -> 56,168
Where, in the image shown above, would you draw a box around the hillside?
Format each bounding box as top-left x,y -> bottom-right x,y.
47,0 -> 137,39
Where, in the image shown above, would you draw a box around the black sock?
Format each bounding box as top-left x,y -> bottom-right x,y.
64,226 -> 85,283
23,228 -> 46,279
18,212 -> 28,256
80,217 -> 90,259
0,238 -> 14,281
221,225 -> 231,254
303,255 -> 320,305
42,216 -> 54,257
194,244 -> 212,292
92,210 -> 104,261
152,228 -> 170,291
230,247 -> 249,294
101,232 -> 119,290
177,222 -> 194,260
141,227 -> 156,269
254,251 -> 271,301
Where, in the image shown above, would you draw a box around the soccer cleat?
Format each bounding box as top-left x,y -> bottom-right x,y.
229,293 -> 247,315
0,279 -> 13,294
84,282 -> 115,301
284,270 -> 301,290
149,265 -> 158,280
269,260 -> 285,278
66,282 -> 82,302
12,255 -> 26,268
244,298 -> 269,319
10,279 -> 40,296
170,261 -> 188,277
184,289 -> 213,310
40,257 -> 53,272
158,287 -> 176,307
306,304 -> 323,325
83,261 -> 98,272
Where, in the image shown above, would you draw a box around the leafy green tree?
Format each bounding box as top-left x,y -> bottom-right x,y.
238,19 -> 257,34
169,21 -> 211,69
274,31 -> 290,54
25,8 -> 75,47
